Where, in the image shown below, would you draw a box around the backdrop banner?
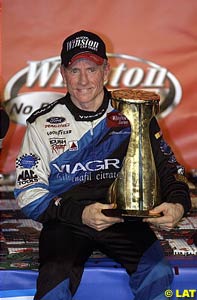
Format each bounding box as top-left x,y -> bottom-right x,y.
1,0 -> 197,174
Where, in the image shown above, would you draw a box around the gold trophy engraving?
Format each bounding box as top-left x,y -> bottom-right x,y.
104,89 -> 161,218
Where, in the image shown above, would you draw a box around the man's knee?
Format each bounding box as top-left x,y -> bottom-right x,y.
129,252 -> 174,300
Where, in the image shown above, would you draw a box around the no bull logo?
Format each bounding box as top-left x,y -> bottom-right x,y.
3,53 -> 182,125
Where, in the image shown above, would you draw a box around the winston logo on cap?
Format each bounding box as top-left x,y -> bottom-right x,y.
66,36 -> 99,52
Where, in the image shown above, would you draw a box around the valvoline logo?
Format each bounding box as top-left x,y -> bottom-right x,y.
3,53 -> 182,125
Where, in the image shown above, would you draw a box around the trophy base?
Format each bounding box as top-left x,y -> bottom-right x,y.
102,209 -> 161,220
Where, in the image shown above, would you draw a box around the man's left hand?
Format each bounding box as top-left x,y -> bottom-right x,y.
143,202 -> 184,230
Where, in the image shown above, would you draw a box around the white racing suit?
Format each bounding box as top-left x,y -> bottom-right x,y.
15,88 -> 191,300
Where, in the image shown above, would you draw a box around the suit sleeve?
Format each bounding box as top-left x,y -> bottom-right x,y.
150,117 -> 191,215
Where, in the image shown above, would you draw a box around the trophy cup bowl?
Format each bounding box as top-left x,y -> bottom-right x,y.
102,89 -> 161,219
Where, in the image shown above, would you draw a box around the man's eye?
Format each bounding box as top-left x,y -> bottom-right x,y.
70,68 -> 78,73
88,68 -> 96,72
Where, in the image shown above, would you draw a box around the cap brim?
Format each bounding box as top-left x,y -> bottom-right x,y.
69,53 -> 104,66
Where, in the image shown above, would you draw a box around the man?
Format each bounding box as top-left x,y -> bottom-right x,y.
15,30 -> 191,300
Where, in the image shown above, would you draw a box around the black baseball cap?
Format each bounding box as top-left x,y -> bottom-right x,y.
61,30 -> 108,67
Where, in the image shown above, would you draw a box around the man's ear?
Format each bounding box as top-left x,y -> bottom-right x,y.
60,65 -> 66,81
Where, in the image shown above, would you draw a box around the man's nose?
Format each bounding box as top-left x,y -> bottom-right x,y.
79,71 -> 89,85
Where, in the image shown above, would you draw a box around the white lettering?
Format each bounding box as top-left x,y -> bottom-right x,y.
123,67 -> 144,87
86,160 -> 104,171
71,162 -> 87,173
26,61 -> 60,87
109,63 -> 127,87
108,65 -> 167,89
141,67 -> 167,87
52,163 -> 66,173
52,159 -> 121,174
104,158 -> 120,169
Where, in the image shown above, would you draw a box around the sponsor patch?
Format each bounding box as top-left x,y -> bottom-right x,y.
17,169 -> 39,186
68,140 -> 78,151
46,117 -> 66,124
168,155 -> 177,164
174,174 -> 188,184
177,165 -> 185,175
107,112 -> 130,128
160,139 -> 172,155
47,129 -> 72,136
155,130 -> 162,139
49,138 -> 67,153
16,154 -> 40,169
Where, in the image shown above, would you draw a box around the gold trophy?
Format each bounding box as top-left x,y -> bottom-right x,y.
103,89 -> 161,219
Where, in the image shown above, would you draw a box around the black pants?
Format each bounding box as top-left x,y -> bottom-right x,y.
34,220 -> 165,300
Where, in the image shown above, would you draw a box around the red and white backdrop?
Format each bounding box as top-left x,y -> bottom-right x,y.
1,0 -> 197,174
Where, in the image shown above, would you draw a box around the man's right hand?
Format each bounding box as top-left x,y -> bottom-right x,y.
82,202 -> 124,231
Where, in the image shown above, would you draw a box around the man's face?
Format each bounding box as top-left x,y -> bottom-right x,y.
61,59 -> 110,111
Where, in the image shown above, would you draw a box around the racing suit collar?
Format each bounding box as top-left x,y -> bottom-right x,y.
64,87 -> 110,121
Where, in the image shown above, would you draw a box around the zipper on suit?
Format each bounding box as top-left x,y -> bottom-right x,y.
90,121 -> 94,136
